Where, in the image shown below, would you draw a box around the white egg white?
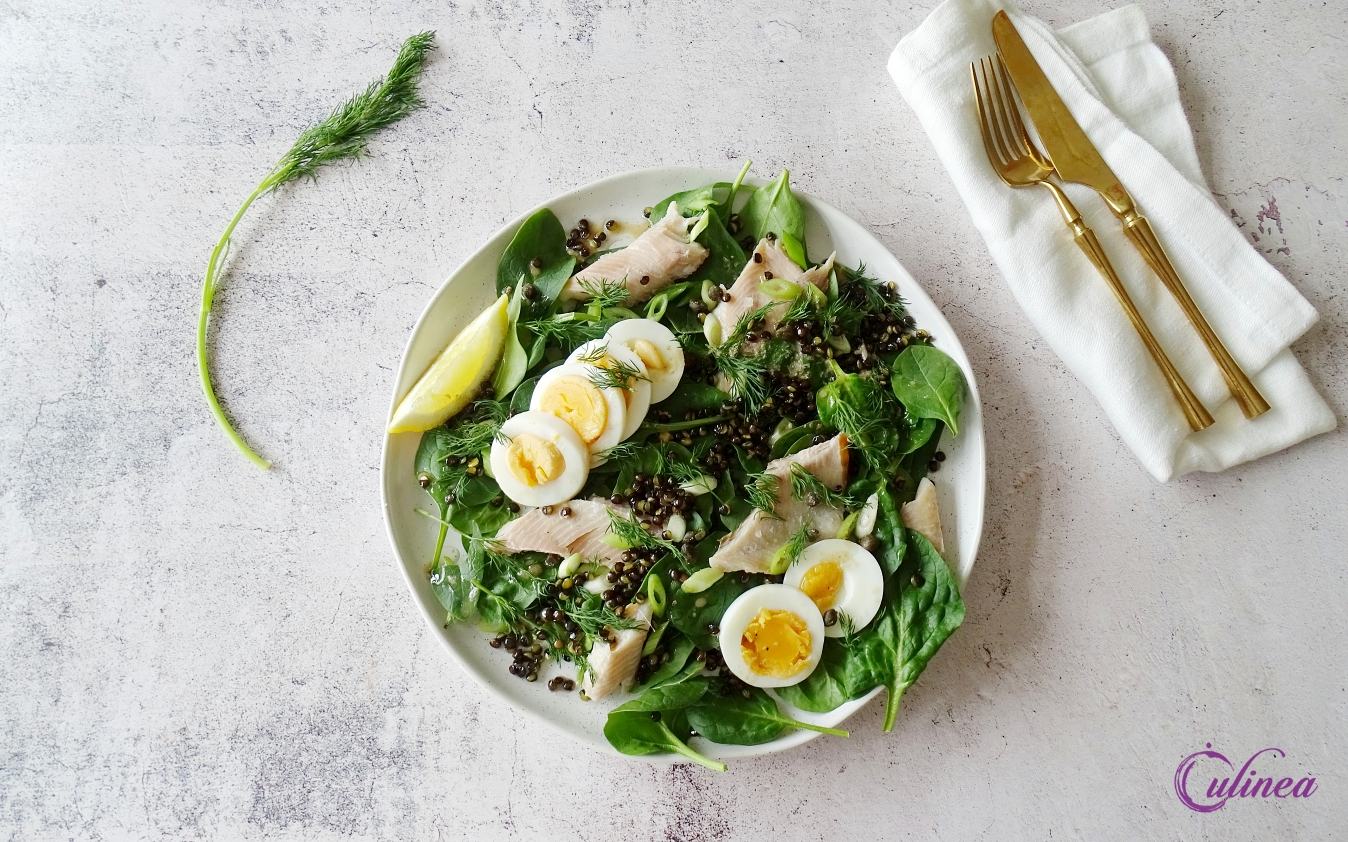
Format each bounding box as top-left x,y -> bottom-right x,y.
605,319 -> 685,403
718,584 -> 826,689
784,539 -> 885,638
567,338 -> 651,439
489,411 -> 590,508
530,362 -> 628,461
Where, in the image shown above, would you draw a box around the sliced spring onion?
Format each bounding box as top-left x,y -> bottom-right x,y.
681,567 -> 724,594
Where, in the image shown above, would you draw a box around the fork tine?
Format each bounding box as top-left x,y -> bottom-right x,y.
993,56 -> 1040,162
974,58 -> 1012,167
987,55 -> 1028,161
971,60 -> 1003,167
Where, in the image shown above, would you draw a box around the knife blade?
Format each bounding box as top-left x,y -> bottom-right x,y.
991,10 -> 1133,216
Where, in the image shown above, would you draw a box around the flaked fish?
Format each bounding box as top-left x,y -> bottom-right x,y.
562,202 -> 709,305
714,237 -> 836,335
710,433 -> 850,574
583,602 -> 653,700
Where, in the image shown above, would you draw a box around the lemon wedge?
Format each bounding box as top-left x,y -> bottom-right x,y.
388,293 -> 509,433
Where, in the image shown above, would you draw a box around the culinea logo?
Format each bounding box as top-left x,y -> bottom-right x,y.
1174,744 -> 1318,812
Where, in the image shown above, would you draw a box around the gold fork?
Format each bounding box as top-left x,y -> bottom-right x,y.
972,56 -> 1214,432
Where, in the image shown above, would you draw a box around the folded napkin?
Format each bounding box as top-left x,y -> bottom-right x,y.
889,0 -> 1336,481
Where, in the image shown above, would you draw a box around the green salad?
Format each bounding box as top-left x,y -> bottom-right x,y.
393,163 -> 968,770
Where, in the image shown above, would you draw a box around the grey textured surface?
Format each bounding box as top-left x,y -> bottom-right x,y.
2,0 -> 1344,839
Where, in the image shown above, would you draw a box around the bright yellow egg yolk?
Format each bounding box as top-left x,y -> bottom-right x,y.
628,338 -> 666,373
505,433 -> 563,486
538,376 -> 608,444
740,608 -> 813,678
798,561 -> 844,611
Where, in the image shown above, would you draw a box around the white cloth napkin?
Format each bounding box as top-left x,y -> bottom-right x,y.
889,0 -> 1336,481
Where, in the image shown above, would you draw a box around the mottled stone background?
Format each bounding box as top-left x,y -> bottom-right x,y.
2,0 -> 1344,839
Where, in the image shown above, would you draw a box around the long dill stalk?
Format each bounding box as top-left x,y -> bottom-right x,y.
197,31 -> 436,468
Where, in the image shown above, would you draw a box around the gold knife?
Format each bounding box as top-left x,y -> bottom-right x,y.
992,10 -> 1269,419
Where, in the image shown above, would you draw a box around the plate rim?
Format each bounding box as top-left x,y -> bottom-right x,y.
379,165 -> 985,763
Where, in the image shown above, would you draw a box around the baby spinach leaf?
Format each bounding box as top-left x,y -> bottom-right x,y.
613,672 -> 709,713
890,345 -> 967,435
685,208 -> 748,288
634,633 -> 697,691
668,573 -> 754,649
902,417 -> 939,454
447,500 -> 513,536
647,183 -> 729,225
658,382 -> 729,417
686,687 -> 848,745
740,169 -> 807,250
774,641 -> 860,713
873,485 -> 908,577
604,671 -> 725,770
603,712 -> 726,771
492,283 -> 529,398
510,375 -> 539,415
882,531 -> 965,731
497,207 -> 576,316
429,559 -> 472,622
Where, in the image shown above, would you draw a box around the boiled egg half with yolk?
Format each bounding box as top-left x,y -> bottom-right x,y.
566,338 -> 650,439
530,362 -> 627,462
783,538 -> 885,638
605,319 -> 685,403
489,411 -> 589,508
718,583 -> 825,688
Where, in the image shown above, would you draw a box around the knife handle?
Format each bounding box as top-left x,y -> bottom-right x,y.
1117,210 -> 1270,419
1040,182 -> 1214,431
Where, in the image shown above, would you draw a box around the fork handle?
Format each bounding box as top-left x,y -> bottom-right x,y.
1039,183 -> 1214,431
1116,210 -> 1270,418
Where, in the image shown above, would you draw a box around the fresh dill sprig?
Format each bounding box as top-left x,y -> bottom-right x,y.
198,32 -> 436,468
585,357 -> 648,392
663,458 -> 706,485
441,401 -> 507,456
838,611 -> 858,643
745,471 -> 781,518
606,510 -> 684,561
563,600 -> 641,637
841,263 -> 908,320
769,523 -> 812,575
789,463 -> 857,510
521,311 -> 608,349
597,439 -> 644,465
710,304 -> 776,411
779,294 -> 817,326
578,278 -> 632,311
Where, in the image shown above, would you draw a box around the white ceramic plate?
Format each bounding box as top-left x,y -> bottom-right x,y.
381,167 -> 985,763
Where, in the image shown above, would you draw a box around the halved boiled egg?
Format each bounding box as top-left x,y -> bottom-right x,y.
605,318 -> 684,403
567,338 -> 650,439
489,411 -> 589,508
718,584 -> 825,688
784,538 -> 884,638
530,362 -> 627,460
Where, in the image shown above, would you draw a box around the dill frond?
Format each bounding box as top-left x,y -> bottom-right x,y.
198,32 -> 437,468
745,471 -> 781,518
521,312 -> 608,349
596,440 -> 643,465
606,510 -> 684,562
841,263 -> 908,319
578,278 -> 631,311
789,463 -> 857,510
710,303 -> 776,412
769,523 -> 812,575
586,357 -> 648,392
563,601 -> 641,637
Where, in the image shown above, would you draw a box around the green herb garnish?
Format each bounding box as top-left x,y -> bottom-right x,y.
789,463 -> 857,511
744,471 -> 781,518
197,32 -> 436,468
